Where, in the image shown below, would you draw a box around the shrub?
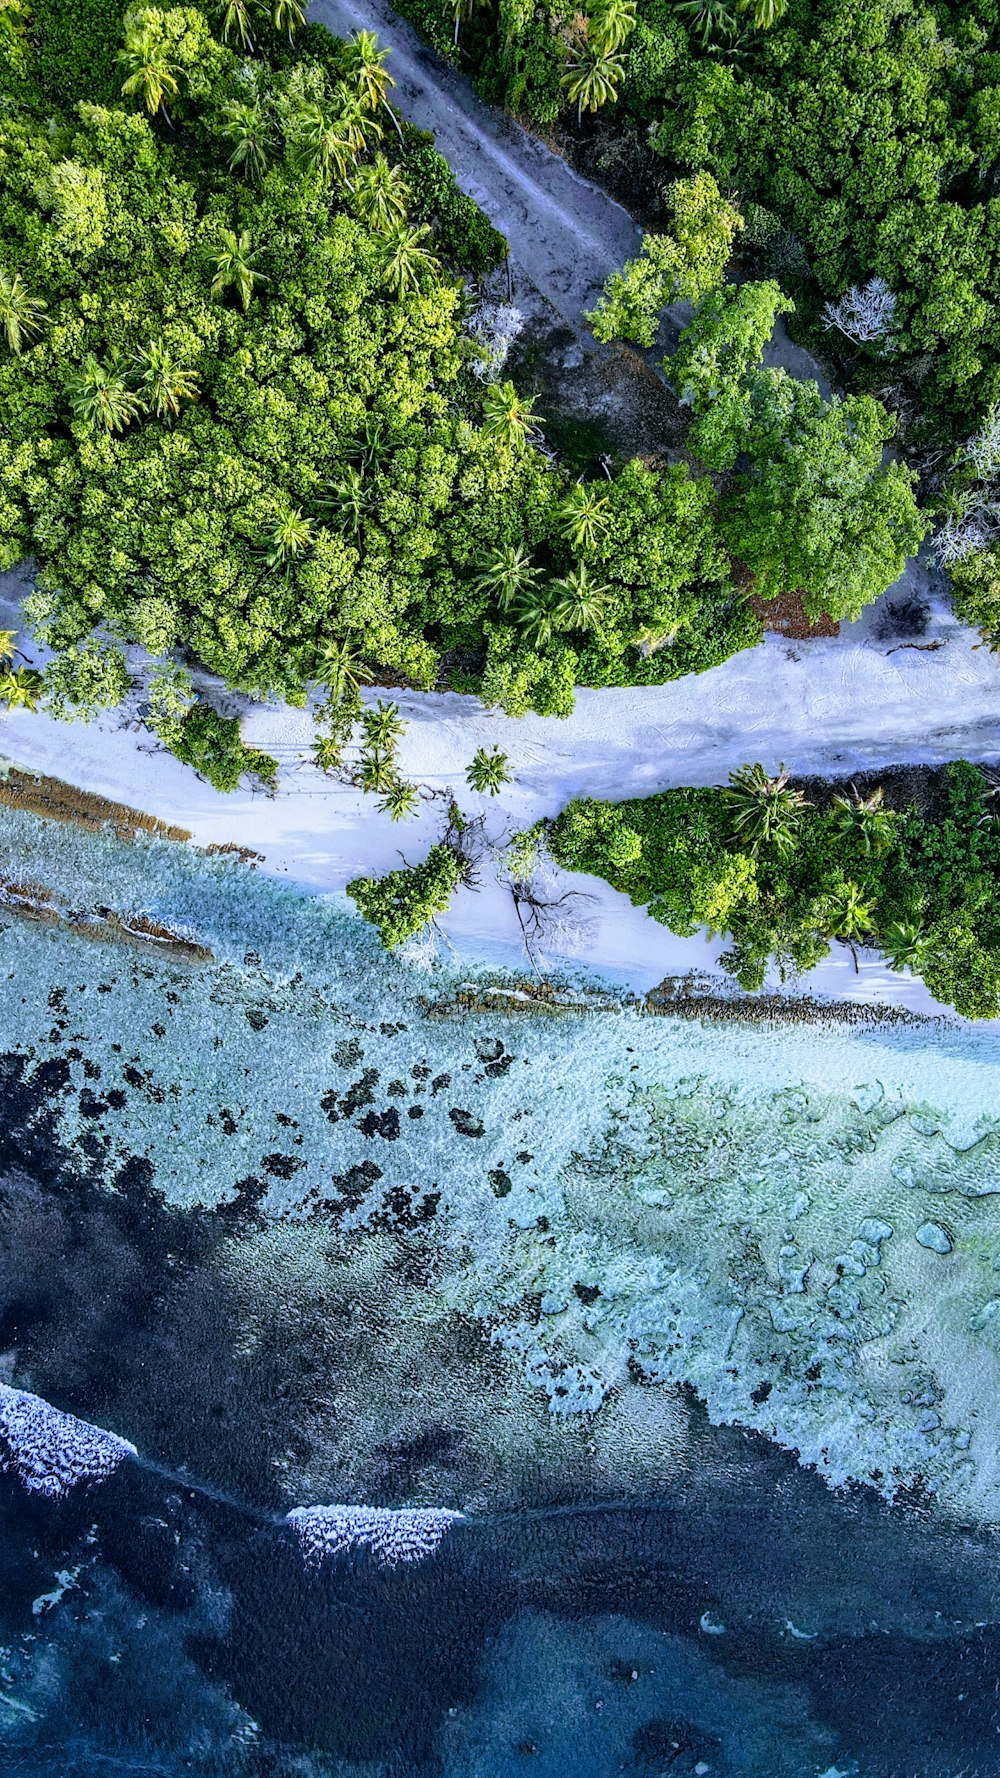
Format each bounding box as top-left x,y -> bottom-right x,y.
348,842 -> 464,946
167,704 -> 278,793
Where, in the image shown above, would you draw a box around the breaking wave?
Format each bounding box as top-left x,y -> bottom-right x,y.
287,1504 -> 464,1566
0,1384 -> 138,1498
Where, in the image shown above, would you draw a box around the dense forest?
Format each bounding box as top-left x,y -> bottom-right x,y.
400,0 -> 1000,641
0,0 -> 934,748
549,761 -> 1000,1017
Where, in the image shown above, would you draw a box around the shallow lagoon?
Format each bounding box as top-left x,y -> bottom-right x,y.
2,809 -> 1000,1774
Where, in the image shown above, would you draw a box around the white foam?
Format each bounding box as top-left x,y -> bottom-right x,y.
286,1503 -> 463,1566
0,1384 -> 138,1497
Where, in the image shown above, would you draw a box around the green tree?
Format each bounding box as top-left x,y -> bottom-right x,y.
0,665 -> 43,711
358,746 -> 396,793
825,879 -> 874,946
216,0 -> 259,50
315,640 -> 367,705
829,785 -> 895,857
273,0 -> 305,44
290,102 -> 359,185
0,269 -> 47,355
552,562 -> 609,630
341,29 -> 404,141
67,355 -> 141,433
118,11 -> 180,118
561,41 -> 625,125
471,542 -> 540,611
882,921 -> 931,976
724,372 -> 927,622
467,744 -> 511,794
133,340 -> 199,417
673,0 -> 737,48
348,843 -> 464,946
208,228 -> 265,309
665,280 -> 792,467
217,101 -> 272,182
352,153 -> 410,231
513,582 -> 563,649
725,762 -> 809,856
557,482 -> 610,554
589,0 -> 637,53
361,698 -> 404,750
380,220 -> 440,295
257,508 -> 314,568
735,0 -> 787,25
481,380 -> 540,449
379,778 -> 420,820
586,175 -> 743,345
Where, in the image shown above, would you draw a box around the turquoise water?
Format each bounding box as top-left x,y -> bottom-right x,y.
2,807 -> 1000,1773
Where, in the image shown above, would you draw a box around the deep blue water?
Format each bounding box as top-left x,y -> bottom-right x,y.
2,815 -> 1000,1775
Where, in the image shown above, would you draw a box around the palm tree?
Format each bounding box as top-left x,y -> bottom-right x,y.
67,355 -> 141,433
118,17 -> 180,119
209,228 -> 266,310
557,482 -> 610,554
561,42 -> 624,125
216,0 -> 261,50
337,95 -> 383,160
551,561 -> 609,630
471,542 -> 540,611
735,0 -> 787,26
379,778 -> 419,820
272,0 -> 305,44
258,509 -> 314,569
0,630 -> 17,662
673,0 -> 737,46
451,0 -> 488,46
481,381 -> 540,450
342,30 -> 405,142
513,583 -> 563,650
361,698 -> 404,751
0,270 -> 47,355
466,745 -> 510,795
317,466 -> 371,535
725,762 -> 810,856
380,220 -> 440,296
0,665 -> 44,711
218,101 -> 272,182
315,639 -> 367,704
134,341 -> 199,418
352,154 -> 411,231
358,747 -> 396,794
589,0 -> 637,52
882,921 -> 930,975
830,784 -> 895,856
826,881 -> 874,947
291,103 -> 357,186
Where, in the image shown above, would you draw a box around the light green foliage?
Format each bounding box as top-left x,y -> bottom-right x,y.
665,279 -> 792,466
551,762 -> 1000,1016
42,637 -> 131,718
0,664 -> 45,710
585,173 -> 742,345
466,743 -> 511,794
348,841 -> 464,945
167,702 -> 278,790
145,656 -> 194,743
561,40 -> 625,123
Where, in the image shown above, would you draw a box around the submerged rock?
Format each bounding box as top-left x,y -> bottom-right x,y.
916,1222 -> 953,1254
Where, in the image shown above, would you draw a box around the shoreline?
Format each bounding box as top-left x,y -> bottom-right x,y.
0,754 -> 977,1035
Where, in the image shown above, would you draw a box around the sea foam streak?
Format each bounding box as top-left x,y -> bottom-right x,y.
0,1384 -> 138,1497
287,1504 -> 463,1567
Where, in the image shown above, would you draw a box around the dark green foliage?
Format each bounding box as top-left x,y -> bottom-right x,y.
24,0 -> 126,107
403,140 -> 508,273
167,703 -> 278,791
347,842 -> 464,945
550,761 -> 1000,1017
